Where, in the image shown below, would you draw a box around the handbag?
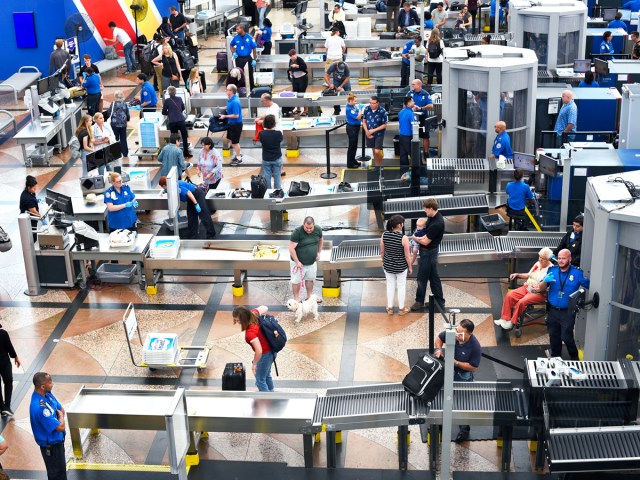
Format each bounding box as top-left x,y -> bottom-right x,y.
288,180 -> 310,197
322,87 -> 337,96
103,102 -> 115,122
250,175 -> 267,199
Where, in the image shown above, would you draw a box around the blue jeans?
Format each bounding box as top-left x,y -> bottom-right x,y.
176,30 -> 186,41
454,370 -> 473,432
123,42 -> 137,72
258,7 -> 267,28
255,351 -> 275,392
262,158 -> 283,189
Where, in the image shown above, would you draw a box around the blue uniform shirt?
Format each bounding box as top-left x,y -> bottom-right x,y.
262,26 -> 272,43
407,88 -> 433,110
363,105 -> 388,137
600,40 -> 615,58
30,391 -> 64,447
402,40 -> 414,65
424,19 -> 435,29
345,103 -> 362,126
398,106 -> 415,136
506,180 -> 534,210
578,80 -> 600,88
84,74 -> 101,95
230,33 -> 257,57
104,184 -> 137,230
141,81 -> 157,107
608,19 -> 628,32
492,131 -> 513,159
623,0 -> 640,11
544,265 -> 590,309
554,100 -> 577,135
178,180 -> 196,202
226,94 -> 243,124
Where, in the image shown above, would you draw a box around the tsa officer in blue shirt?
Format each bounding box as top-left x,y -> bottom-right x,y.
401,36 -> 422,88
104,172 -> 138,232
159,176 -> 216,239
490,121 -> 513,160
533,249 -> 590,360
398,96 -> 416,166
505,168 -> 534,222
608,12 -> 628,32
600,30 -> 615,60
230,23 -> 258,91
345,93 -> 364,168
29,372 -> 67,480
554,90 -> 577,146
407,79 -> 434,161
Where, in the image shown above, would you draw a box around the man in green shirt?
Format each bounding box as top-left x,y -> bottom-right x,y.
289,216 -> 323,302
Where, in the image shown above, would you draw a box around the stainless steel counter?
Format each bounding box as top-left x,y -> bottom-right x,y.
71,197 -> 107,232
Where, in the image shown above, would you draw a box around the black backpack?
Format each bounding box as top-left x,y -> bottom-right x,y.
259,314 -> 287,375
176,48 -> 195,70
141,42 -> 157,64
250,175 -> 267,199
428,41 -> 443,59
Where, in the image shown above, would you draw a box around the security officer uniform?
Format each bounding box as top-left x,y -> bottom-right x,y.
398,105 -> 416,166
230,33 -> 258,91
104,184 -> 138,232
345,102 -> 363,168
30,391 -> 67,480
492,130 -> 513,159
544,265 -> 590,360
400,40 -> 414,88
406,88 -> 433,144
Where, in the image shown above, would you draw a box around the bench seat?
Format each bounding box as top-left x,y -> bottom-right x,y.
0,66 -> 42,103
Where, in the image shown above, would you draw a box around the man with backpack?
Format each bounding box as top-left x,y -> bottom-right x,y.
233,305 -> 287,391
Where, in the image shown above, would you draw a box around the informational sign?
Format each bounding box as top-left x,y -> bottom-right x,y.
65,36 -> 80,79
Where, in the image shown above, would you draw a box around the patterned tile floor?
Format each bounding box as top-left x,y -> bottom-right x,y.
0,6 -> 551,479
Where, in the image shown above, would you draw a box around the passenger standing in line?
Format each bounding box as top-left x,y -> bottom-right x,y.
381,214 -> 413,315
169,5 -> 188,42
29,372 -> 67,480
220,84 -> 244,165
158,133 -> 187,177
152,44 -> 182,90
345,93 -> 363,168
324,28 -> 346,71
163,86 -> 191,158
426,28 -> 444,85
92,112 -> 115,175
287,50 -> 308,116
362,95 -> 388,167
259,115 -> 283,189
289,216 -> 323,302
398,96 -> 416,166
109,90 -> 130,158
233,305 -> 274,392
386,0 -> 402,32
0,324 -> 20,417
76,114 -> 95,177
197,137 -> 223,190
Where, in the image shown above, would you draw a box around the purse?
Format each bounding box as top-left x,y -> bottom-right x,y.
288,181 -> 310,197
250,175 -> 267,199
103,102 -> 115,122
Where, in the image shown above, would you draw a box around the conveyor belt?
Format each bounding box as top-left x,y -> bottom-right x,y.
356,179 -> 406,192
313,383 -> 427,431
497,232 -> 566,255
547,425 -> 640,472
546,401 -> 633,428
427,158 -> 489,171
464,33 -> 508,46
527,360 -> 628,389
383,194 -> 489,217
438,232 -> 497,255
330,239 -> 380,262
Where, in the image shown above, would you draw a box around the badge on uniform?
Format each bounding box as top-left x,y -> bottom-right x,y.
124,191 -> 128,197
569,275 -> 574,281
558,292 -> 564,298
43,409 -> 51,417
105,191 -> 111,199
496,143 -> 501,148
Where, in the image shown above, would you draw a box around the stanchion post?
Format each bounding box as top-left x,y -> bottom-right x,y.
356,126 -> 371,163
428,294 -> 435,353
321,128 -> 337,179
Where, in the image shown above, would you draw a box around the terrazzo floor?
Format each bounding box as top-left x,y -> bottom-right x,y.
0,5 -> 552,479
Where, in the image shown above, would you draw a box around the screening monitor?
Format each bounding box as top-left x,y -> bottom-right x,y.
539,154 -> 558,178
513,152 -> 535,173
86,143 -> 123,173
45,188 -> 74,215
37,77 -> 50,96
594,58 -> 609,75
603,9 -> 617,21
573,59 -> 591,73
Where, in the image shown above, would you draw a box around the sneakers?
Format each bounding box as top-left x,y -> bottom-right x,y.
495,319 -> 514,330
230,155 -> 243,166
1,408 -> 13,417
455,430 -> 469,443
410,301 -> 425,312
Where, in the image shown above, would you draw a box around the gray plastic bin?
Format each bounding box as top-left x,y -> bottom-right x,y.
96,263 -> 136,284
480,214 -> 506,232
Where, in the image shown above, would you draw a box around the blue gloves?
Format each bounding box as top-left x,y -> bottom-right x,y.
125,201 -> 133,208
233,53 -> 238,59
195,203 -> 202,213
251,59 -> 256,68
133,200 -> 139,208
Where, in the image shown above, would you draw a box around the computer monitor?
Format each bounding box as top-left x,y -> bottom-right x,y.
37,77 -> 50,96
573,59 -> 591,73
603,8 -> 617,21
294,0 -> 308,15
594,58 -> 609,75
45,188 -> 74,215
539,154 -> 558,178
513,152 -> 536,173
86,143 -> 123,173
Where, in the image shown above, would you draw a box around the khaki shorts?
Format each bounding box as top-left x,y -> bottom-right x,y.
290,261 -> 317,284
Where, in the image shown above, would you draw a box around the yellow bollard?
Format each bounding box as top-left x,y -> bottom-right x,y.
146,285 -> 157,295
232,284 -> 244,297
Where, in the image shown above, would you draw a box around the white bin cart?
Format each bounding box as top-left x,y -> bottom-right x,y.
123,302 -> 210,370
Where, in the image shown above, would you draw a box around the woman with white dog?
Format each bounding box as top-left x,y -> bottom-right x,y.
232,305 -> 274,392
380,214 -> 413,315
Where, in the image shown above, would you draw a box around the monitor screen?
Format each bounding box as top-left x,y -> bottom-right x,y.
107,142 -> 122,162
513,152 -> 535,173
594,58 -> 609,75
603,9 -> 617,21
37,77 -> 49,96
573,59 -> 591,73
539,154 -> 558,178
45,188 -> 74,215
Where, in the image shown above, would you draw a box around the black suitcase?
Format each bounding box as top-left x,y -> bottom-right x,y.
222,362 -> 246,391
380,32 -> 397,40
250,174 -> 267,198
217,51 -> 228,72
402,353 -> 444,404
199,71 -> 207,92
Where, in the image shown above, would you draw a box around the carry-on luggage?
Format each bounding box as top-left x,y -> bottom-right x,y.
402,353 -> 444,404
250,175 -> 267,199
250,86 -> 272,98
217,51 -> 228,72
222,362 -> 246,390
199,71 -> 207,92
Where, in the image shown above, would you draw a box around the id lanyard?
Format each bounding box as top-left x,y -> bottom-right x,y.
558,269 -> 570,298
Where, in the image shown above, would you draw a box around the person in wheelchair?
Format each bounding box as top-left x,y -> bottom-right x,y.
506,167 -> 534,230
494,247 -> 553,331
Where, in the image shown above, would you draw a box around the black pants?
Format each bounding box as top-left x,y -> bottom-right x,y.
0,361 -> 13,411
547,307 -> 579,360
415,248 -> 444,308
399,134 -> 412,166
346,124 -> 360,167
40,442 -> 67,480
169,121 -> 189,156
401,62 -> 410,88
262,41 -> 272,56
112,125 -> 128,157
427,62 -> 442,85
469,8 -> 478,33
236,55 -> 255,91
187,188 -> 215,238
86,93 -> 101,116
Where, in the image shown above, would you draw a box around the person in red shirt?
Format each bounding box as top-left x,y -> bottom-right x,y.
233,305 -> 274,391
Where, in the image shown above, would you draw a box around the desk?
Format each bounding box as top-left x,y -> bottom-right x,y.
71,233 -> 153,289
71,197 -> 107,232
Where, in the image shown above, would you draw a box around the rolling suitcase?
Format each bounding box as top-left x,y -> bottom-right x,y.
402,353 -> 444,404
222,362 -> 246,391
199,71 -> 207,92
217,51 -> 228,72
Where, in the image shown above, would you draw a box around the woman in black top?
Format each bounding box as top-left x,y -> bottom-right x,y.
162,86 -> 190,157
380,214 -> 412,315
19,175 -> 40,217
152,44 -> 181,90
287,49 -> 308,116
0,325 -> 20,416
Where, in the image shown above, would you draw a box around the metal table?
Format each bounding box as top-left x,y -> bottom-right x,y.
71,233 -> 153,288
14,119 -> 64,167
71,197 -> 107,232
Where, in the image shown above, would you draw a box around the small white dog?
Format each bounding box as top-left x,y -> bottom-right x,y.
287,295 -> 319,323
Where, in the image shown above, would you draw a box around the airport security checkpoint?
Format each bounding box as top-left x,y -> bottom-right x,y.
3,0 -> 640,479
